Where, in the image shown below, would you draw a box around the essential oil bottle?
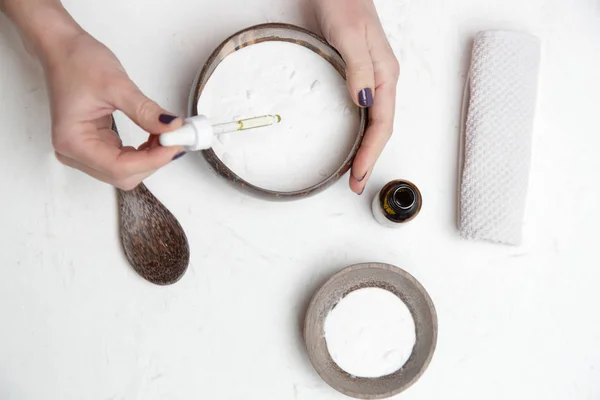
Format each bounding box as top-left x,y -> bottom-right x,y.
372,180 -> 422,228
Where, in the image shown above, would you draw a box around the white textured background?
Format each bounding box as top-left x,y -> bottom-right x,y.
1,0 -> 599,399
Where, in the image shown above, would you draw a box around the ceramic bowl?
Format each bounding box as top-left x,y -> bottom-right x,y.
303,263 -> 437,399
188,23 -> 367,201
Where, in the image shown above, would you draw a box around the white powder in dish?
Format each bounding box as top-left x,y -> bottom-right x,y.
324,288 -> 416,378
196,41 -> 360,192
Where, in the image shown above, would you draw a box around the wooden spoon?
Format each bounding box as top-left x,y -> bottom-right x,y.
113,118 -> 190,285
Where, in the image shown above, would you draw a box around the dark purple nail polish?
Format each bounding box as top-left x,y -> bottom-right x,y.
356,171 -> 368,182
172,152 -> 186,161
358,88 -> 373,107
159,114 -> 178,124
358,186 -> 365,196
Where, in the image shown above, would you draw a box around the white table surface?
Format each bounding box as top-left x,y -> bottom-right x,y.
1,0 -> 599,399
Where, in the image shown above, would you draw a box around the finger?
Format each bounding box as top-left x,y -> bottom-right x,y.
111,80 -> 184,135
66,125 -> 183,180
351,56 -> 399,192
53,122 -> 121,159
349,168 -> 372,194
332,28 -> 375,108
56,151 -> 110,182
55,152 -> 154,190
351,81 -> 397,193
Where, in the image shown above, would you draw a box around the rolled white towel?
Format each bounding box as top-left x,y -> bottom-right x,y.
459,31 -> 542,246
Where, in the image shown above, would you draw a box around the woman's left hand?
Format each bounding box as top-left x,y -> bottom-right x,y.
312,0 -> 399,194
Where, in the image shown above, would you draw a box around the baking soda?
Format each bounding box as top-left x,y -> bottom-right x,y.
196,42 -> 360,192
324,288 -> 416,378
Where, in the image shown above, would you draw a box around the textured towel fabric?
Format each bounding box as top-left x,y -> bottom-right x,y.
459,31 -> 541,246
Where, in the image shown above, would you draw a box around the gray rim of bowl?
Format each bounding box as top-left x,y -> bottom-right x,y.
303,262 -> 438,399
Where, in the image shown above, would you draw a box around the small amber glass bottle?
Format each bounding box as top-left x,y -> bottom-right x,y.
372,180 -> 422,227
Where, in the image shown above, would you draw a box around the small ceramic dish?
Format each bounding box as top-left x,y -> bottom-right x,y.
188,23 -> 367,201
303,263 -> 437,399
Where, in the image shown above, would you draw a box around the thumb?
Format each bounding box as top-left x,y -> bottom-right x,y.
334,32 -> 375,108
114,81 -> 184,134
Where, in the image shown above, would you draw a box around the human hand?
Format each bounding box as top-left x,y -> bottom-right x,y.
312,0 -> 399,194
45,31 -> 185,190
4,0 -> 184,190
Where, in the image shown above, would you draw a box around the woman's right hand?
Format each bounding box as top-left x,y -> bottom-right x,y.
45,31 -> 185,190
4,0 -> 184,190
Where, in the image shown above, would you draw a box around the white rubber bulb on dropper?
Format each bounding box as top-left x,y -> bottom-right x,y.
159,115 -> 214,151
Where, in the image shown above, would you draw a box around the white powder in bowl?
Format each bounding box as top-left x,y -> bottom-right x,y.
324,288 -> 416,378
196,41 -> 360,192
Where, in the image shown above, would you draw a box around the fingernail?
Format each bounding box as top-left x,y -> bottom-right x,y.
159,114 -> 178,124
358,88 -> 373,107
172,152 -> 186,161
358,186 -> 365,196
356,171 -> 368,182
